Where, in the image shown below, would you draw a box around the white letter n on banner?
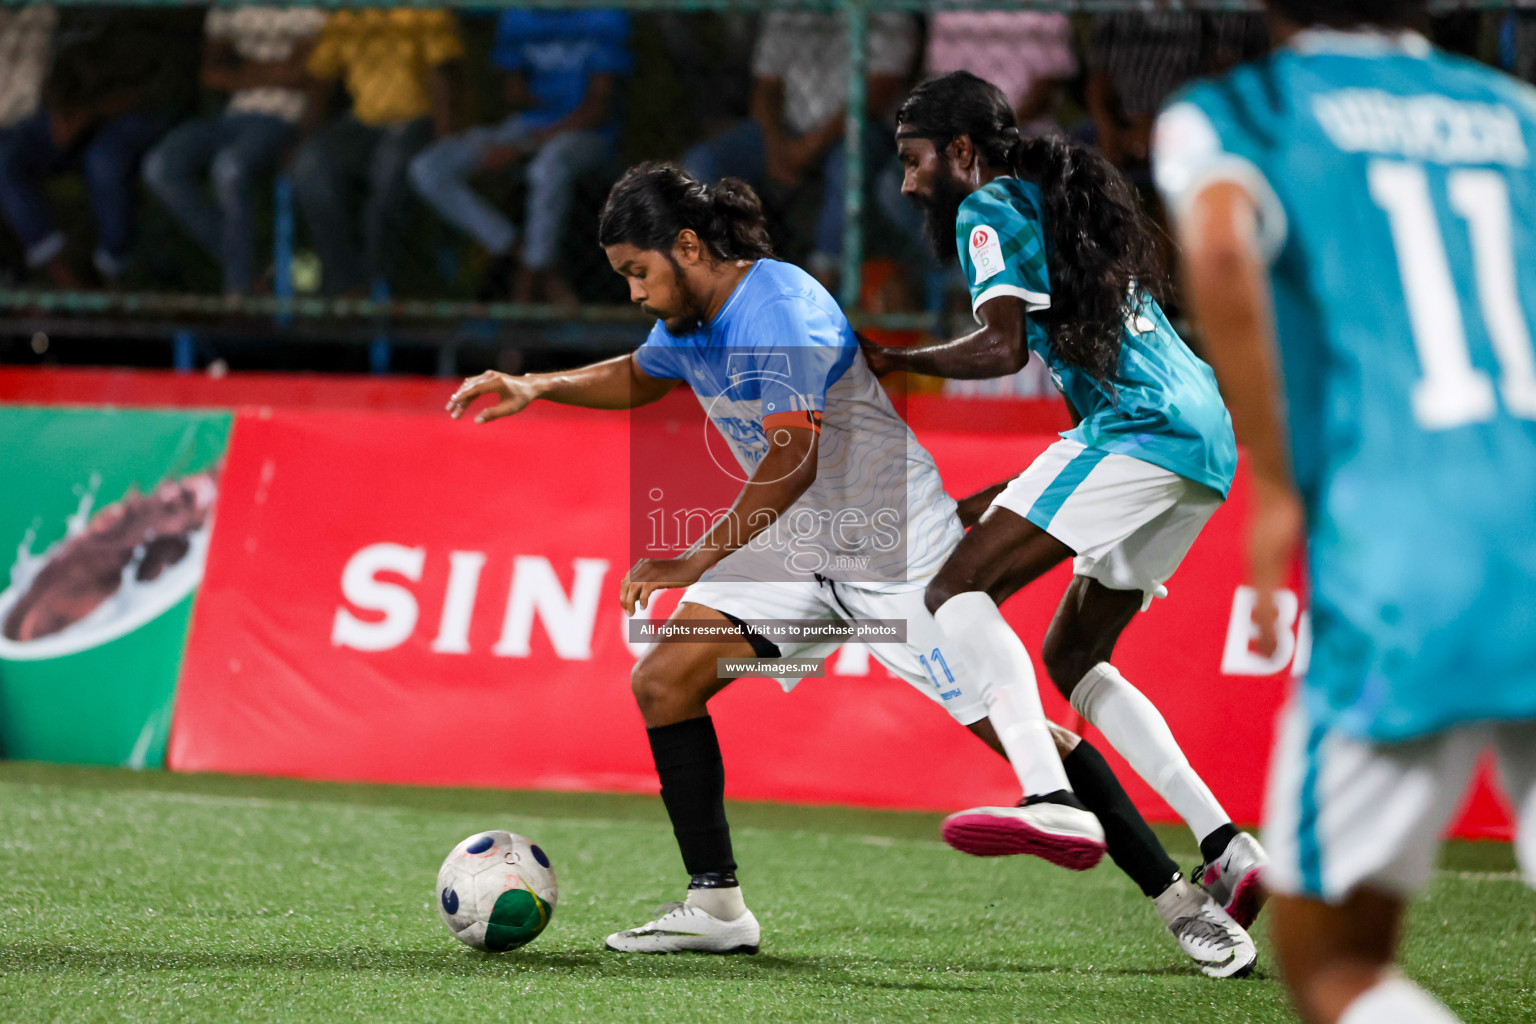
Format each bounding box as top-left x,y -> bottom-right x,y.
493,556 -> 609,660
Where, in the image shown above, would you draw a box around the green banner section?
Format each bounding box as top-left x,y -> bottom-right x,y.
0,407 -> 232,768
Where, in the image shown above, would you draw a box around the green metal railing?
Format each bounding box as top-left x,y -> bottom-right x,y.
0,0 -> 1526,356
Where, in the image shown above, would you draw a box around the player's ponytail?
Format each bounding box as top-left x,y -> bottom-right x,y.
1011,133 -> 1170,386
898,71 -> 1171,386
704,177 -> 775,262
598,162 -> 774,263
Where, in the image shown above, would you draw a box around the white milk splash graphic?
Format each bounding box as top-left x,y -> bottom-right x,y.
0,473 -> 217,661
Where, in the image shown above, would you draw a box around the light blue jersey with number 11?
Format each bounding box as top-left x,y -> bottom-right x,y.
1155,29 -> 1536,742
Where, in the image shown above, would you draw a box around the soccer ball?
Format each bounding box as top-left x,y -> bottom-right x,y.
436,830 -> 558,951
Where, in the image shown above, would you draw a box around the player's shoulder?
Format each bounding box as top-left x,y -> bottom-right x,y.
958,178 -> 1042,232
738,260 -> 851,346
1163,55 -> 1293,152
1434,47 -> 1536,119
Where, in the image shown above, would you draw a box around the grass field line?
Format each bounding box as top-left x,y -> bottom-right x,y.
0,783 -> 952,851
1439,870 -> 1526,882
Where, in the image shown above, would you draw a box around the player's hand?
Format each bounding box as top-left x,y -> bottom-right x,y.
858,333 -> 899,377
1246,476 -> 1304,659
446,371 -> 542,424
620,555 -> 707,616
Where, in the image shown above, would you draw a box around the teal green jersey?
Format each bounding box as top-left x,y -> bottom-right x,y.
1155,29 -> 1536,741
955,177 -> 1237,497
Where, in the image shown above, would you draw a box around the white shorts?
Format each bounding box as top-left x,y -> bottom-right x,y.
992,439 -> 1223,608
1263,701 -> 1536,903
679,577 -> 989,726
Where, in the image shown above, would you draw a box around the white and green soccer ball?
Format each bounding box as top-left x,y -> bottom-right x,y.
437,831 -> 558,951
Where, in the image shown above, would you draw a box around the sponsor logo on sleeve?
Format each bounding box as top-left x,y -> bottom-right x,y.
969,225 -> 1004,285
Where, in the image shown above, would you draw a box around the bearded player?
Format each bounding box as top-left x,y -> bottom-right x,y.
860,72 -> 1268,928
1156,1 -> 1536,1020
447,163 -> 1256,976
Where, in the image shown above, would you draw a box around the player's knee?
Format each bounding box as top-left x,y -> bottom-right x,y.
923,577 -> 957,616
1048,722 -> 1081,759
1041,629 -> 1093,699
629,658 -> 675,718
630,654 -> 711,722
924,567 -> 983,616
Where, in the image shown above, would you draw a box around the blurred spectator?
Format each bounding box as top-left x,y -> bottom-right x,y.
924,12 -> 1078,136
143,7 -> 325,298
292,9 -> 462,296
650,13 -> 756,148
0,5 -> 56,283
683,11 -> 917,282
1088,12 -> 1203,171
1205,13 -> 1270,76
1088,12 -> 1266,171
409,9 -> 631,305
0,8 -> 200,288
0,5 -> 55,132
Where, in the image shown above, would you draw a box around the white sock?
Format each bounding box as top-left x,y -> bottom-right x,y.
935,592 -> 1072,797
1070,662 -> 1229,842
686,885 -> 747,921
1339,977 -> 1462,1024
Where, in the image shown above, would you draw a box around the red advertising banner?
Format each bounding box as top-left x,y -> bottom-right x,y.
168,400 -> 1514,839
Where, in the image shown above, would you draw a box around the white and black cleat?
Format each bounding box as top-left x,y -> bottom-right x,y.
604,901 -> 761,955
1196,831 -> 1269,929
941,793 -> 1106,870
1154,876 -> 1257,979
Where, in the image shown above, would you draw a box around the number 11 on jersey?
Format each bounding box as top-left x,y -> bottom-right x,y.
1369,159 -> 1536,431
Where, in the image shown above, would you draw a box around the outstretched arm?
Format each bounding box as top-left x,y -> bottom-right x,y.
1177,180 -> 1302,657
862,295 -> 1029,380
446,353 -> 677,423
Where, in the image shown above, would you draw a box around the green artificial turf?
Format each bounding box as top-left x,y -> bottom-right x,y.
0,762 -> 1531,1023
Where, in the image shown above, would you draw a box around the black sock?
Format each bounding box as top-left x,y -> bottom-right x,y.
1062,739 -> 1181,898
1199,823 -> 1240,865
647,715 -> 736,878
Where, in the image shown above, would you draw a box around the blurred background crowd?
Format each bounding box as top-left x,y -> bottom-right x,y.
0,3 -> 1527,375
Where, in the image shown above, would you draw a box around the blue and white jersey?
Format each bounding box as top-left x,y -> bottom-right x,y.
956,177 -> 1238,498
634,259 -> 962,590
1155,29 -> 1536,741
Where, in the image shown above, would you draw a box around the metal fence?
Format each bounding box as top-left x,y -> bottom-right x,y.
0,0 -> 1528,373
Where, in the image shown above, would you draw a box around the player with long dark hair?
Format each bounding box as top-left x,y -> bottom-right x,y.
1158,0 -> 1536,1020
447,162 -> 1256,975
862,71 -> 1268,928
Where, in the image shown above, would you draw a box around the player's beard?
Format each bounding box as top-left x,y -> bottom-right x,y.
919,171 -> 968,266
655,254 -> 708,333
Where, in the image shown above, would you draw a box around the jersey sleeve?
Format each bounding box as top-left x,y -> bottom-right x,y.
1153,81 -> 1288,261
955,188 -> 1051,322
743,298 -> 854,435
632,324 -> 686,382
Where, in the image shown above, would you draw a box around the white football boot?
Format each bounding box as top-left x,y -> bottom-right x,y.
1153,875 -> 1257,979
941,797 -> 1106,870
604,900 -> 760,955
1196,831 -> 1269,928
